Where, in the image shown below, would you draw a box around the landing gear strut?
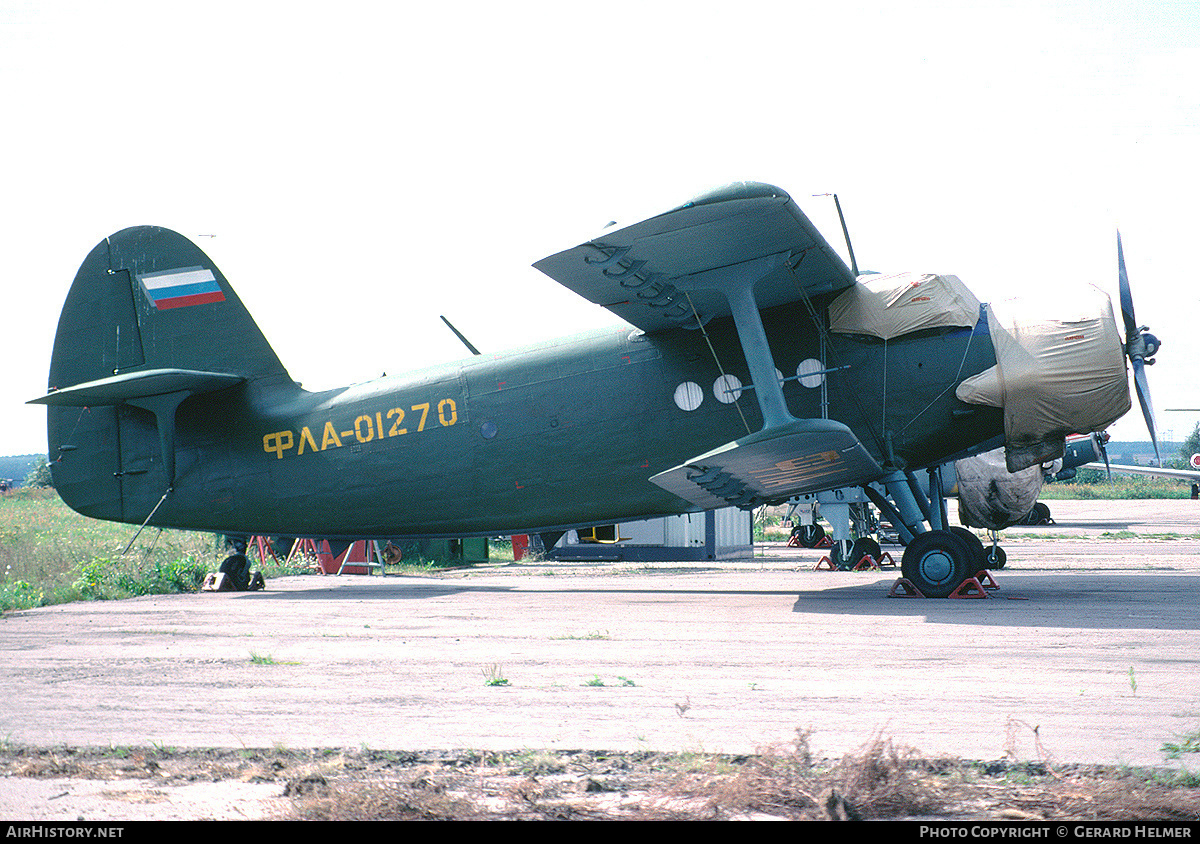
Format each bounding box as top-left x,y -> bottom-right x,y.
789,465 -> 1009,596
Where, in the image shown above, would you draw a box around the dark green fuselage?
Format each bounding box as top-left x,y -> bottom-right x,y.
41,225 -> 1004,539
98,304 -> 1001,538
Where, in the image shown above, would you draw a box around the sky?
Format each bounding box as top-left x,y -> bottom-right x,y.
2,0 -> 1198,459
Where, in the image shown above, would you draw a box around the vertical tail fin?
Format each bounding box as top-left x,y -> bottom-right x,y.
48,226 -> 290,391
33,226 -> 291,523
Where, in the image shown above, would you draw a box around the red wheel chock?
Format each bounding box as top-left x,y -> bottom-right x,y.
889,570 -> 1001,599
876,551 -> 896,568
888,578 -> 926,598
814,555 -> 838,571
974,569 -> 1000,590
852,555 -> 879,571
788,534 -> 832,549
949,577 -> 990,599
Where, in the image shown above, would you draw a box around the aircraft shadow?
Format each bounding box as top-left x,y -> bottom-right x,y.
787,573 -> 1200,631
239,581 -> 517,601
234,573 -> 1200,632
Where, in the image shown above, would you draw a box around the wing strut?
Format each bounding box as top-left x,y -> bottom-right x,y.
675,253 -> 796,429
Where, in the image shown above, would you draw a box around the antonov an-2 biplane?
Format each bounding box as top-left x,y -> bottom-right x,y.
31,182 -> 1158,597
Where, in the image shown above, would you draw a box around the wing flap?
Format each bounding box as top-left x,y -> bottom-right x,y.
534,182 -> 856,334
650,419 -> 883,509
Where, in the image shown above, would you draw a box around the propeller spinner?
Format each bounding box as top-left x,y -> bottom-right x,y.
1117,232 -> 1162,466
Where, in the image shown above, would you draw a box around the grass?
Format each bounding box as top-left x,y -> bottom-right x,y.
0,488 -> 311,613
1039,476 -> 1194,500
380,542 -> 489,573
0,489 -> 500,613
250,651 -> 300,666
1162,727 -> 1200,761
482,664 -> 509,686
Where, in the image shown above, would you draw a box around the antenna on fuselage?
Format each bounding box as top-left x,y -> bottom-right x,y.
440,315 -> 482,356
814,193 -> 859,278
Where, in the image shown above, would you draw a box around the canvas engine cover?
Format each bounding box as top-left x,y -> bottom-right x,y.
954,448 -> 1045,530
955,285 -> 1130,472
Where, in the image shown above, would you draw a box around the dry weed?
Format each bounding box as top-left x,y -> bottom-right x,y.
831,732 -> 943,818
289,777 -> 477,821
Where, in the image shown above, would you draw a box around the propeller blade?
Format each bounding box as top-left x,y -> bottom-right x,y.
1097,432 -> 1111,480
1117,231 -> 1138,345
1117,231 -> 1161,466
1132,358 -> 1161,466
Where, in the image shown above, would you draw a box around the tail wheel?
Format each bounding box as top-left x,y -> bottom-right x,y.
218,553 -> 252,591
901,530 -> 975,598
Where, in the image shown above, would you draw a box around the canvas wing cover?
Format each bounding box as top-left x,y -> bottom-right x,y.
533,182 -> 857,334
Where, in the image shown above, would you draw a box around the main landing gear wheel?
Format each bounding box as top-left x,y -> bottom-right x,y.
792,523 -> 826,548
949,527 -> 986,574
901,530 -> 976,598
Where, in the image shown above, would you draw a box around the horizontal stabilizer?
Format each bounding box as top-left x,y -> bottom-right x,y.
649,419 -> 882,509
29,368 -> 244,406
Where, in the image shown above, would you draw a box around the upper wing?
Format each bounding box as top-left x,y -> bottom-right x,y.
533,182 -> 856,334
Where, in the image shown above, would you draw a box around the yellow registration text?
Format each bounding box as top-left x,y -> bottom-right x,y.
262,399 -> 459,458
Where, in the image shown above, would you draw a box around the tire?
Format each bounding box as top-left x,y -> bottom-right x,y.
792,523 -> 826,548
985,545 -> 1007,570
830,539 -> 855,571
218,553 -> 251,591
850,537 -> 882,567
1021,502 -> 1052,526
901,530 -> 976,598
949,527 -> 986,575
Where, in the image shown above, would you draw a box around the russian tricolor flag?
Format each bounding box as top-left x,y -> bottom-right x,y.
138,267 -> 226,310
